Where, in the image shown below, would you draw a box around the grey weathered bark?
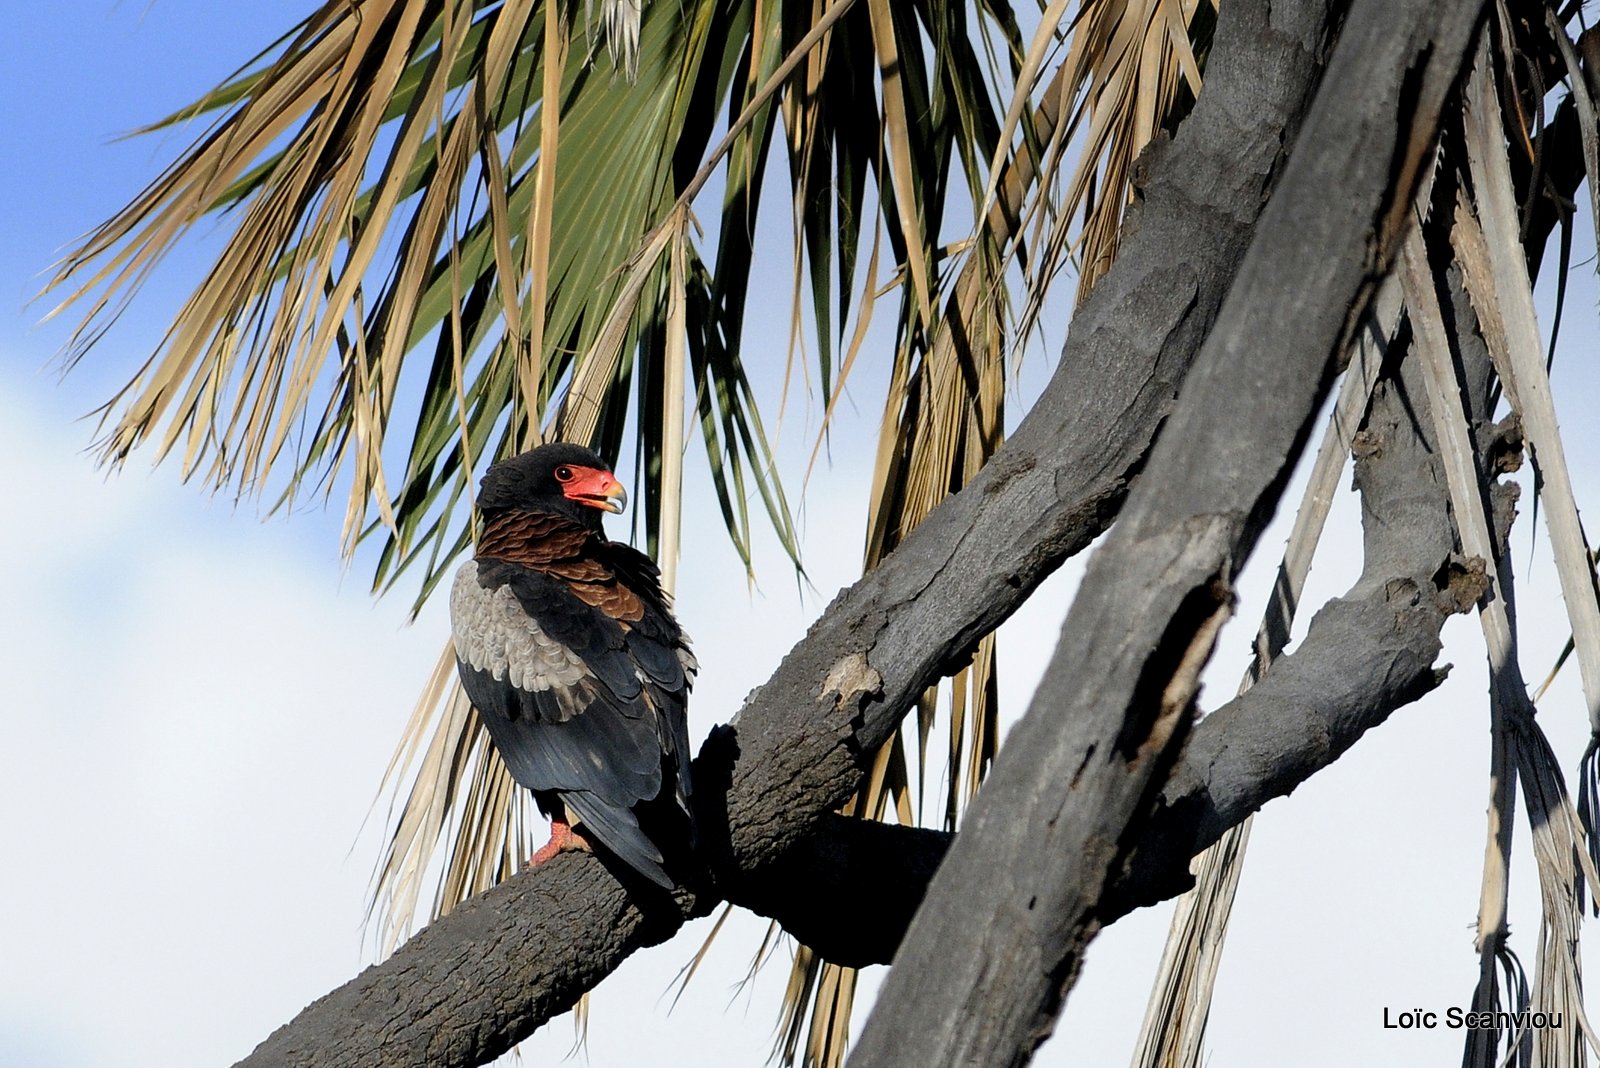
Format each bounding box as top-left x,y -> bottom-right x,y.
235,0 -> 1346,1064
843,0 -> 1491,1065
234,274 -> 1506,1066
759,287 -> 1499,964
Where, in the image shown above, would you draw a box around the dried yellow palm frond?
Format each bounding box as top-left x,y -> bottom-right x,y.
1014,0 -> 1210,332
1451,44 -> 1600,1064
1402,211 -> 1527,1068
973,0 -> 1073,224
658,223 -> 691,592
366,638 -> 586,1046
367,642 -> 525,957
865,0 -> 935,330
1403,64 -> 1600,1047
1456,95 -> 1600,741
1408,248 -> 1600,1063
1132,820 -> 1250,1068
1454,18 -> 1600,908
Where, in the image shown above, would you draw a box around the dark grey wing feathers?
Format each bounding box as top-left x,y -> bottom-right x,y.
561,791 -> 671,889
450,557 -> 692,886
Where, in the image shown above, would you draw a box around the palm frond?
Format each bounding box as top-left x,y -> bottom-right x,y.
1013,0 -> 1212,330
1131,819 -> 1251,1068
1403,91 -> 1600,1051
1402,216 -> 1529,1066
1458,45 -> 1600,745
46,0 -> 802,613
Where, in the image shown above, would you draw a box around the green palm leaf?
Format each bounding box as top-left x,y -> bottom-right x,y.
44,0 -> 1214,1057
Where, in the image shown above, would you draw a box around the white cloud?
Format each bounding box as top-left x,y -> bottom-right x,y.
0,371 -> 440,1065
0,363 -> 895,1068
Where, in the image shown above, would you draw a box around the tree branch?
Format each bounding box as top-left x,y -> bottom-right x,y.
758,332 -> 1486,962
599,89 -> 1542,987
238,27 -> 1574,1060
762,314 -> 1509,958
845,0 -> 1491,1064
236,0 -> 1345,1063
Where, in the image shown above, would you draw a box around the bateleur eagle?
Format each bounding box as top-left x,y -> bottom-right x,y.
449,443 -> 696,889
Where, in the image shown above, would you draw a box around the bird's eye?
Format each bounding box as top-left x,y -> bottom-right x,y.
554,465 -> 575,482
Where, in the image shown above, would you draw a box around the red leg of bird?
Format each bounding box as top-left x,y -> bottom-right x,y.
528,818 -> 593,869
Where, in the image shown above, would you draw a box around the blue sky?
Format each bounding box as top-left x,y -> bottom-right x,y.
6,5 -> 1600,1068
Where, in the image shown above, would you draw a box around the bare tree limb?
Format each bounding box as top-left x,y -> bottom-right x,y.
235,0 -> 1344,1063
730,30 -> 1578,979
236,19 -> 1588,1054
765,241 -> 1512,965
241,339 -> 1494,1068
844,0 -> 1491,1064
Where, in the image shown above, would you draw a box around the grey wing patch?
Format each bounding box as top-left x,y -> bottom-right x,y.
676,630 -> 699,680
450,561 -> 590,720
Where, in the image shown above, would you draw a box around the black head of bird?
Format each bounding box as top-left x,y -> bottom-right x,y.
477,442 -> 628,529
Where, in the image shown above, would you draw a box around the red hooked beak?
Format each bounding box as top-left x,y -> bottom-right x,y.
562,466 -> 628,514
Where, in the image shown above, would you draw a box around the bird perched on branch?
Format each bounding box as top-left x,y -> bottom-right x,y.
449,443 -> 697,889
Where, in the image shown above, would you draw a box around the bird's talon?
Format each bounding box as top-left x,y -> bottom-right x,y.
527,819 -> 593,869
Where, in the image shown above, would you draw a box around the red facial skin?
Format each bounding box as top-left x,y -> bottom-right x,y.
555,464 -> 628,514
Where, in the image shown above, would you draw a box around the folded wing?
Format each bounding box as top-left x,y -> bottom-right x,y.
449,532 -> 694,888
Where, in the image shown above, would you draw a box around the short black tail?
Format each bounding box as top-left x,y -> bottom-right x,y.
561,790 -> 675,890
